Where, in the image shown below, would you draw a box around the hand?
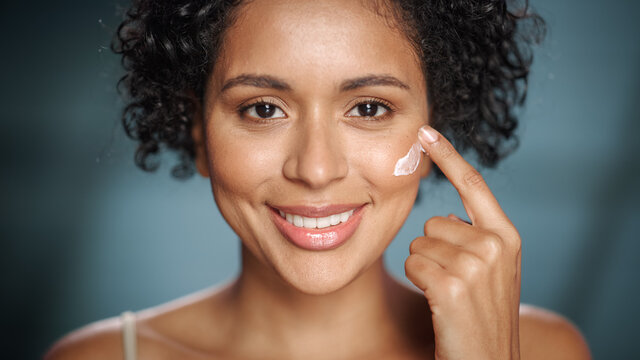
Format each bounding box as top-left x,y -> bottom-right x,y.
405,126 -> 522,360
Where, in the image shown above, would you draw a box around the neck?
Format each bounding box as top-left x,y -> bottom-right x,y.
223,243 -> 417,359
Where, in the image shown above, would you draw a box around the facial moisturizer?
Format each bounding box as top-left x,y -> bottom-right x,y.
393,141 -> 426,176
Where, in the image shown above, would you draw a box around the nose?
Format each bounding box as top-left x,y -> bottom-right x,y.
282,110 -> 348,189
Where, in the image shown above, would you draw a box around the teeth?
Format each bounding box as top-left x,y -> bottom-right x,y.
316,216 -> 331,228
280,208 -> 356,229
303,217 -> 317,228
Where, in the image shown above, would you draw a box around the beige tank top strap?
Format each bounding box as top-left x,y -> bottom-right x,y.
120,311 -> 138,360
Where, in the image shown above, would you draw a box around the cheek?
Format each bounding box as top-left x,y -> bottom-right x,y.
349,135 -> 423,193
205,127 -> 280,202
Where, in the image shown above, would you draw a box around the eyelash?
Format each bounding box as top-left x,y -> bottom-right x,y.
236,97 -> 284,123
349,97 -> 395,121
236,97 -> 395,122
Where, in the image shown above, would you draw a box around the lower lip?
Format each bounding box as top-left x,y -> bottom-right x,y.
269,205 -> 366,251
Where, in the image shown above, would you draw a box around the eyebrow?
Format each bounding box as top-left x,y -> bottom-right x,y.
221,74 -> 292,93
339,74 -> 410,92
220,73 -> 410,93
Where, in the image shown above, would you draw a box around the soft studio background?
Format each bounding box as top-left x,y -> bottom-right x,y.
2,1 -> 639,358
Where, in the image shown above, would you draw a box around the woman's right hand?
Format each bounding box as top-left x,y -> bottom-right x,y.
405,126 -> 523,360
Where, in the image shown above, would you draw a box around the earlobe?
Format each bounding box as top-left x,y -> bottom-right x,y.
191,98 -> 210,178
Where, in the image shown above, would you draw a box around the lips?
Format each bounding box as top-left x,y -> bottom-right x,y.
269,204 -> 366,251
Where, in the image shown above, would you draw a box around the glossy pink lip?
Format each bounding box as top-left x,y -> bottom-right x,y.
269,204 -> 366,251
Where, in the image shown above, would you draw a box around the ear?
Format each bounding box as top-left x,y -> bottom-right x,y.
190,94 -> 210,178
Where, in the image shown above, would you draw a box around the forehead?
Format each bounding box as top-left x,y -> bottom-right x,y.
211,0 -> 424,92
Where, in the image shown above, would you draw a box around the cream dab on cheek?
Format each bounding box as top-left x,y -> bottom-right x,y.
393,141 -> 426,176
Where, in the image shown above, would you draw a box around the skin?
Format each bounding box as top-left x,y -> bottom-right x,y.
45,0 -> 591,359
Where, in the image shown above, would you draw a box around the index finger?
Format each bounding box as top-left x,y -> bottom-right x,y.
418,125 -> 509,228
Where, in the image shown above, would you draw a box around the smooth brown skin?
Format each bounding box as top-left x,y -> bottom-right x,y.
46,0 -> 591,359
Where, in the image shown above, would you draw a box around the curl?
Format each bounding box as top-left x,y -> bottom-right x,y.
112,0 -> 545,179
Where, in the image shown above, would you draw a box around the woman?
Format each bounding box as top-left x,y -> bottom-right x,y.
46,0 -> 591,359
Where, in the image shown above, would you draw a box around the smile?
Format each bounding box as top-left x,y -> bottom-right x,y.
277,209 -> 355,229
269,204 -> 366,250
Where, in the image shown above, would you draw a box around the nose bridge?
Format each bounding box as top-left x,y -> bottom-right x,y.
284,104 -> 348,188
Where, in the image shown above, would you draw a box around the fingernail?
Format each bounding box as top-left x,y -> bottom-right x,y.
418,126 -> 438,144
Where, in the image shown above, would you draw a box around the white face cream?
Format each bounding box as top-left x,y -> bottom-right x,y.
393,141 -> 426,176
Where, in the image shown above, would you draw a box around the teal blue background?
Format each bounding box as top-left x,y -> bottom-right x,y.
2,1 -> 639,358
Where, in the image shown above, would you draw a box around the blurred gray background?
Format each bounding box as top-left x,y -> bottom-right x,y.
2,0 -> 639,358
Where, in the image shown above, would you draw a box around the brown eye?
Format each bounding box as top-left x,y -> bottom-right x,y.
256,103 -> 275,118
357,103 -> 378,117
243,102 -> 286,119
346,101 -> 390,119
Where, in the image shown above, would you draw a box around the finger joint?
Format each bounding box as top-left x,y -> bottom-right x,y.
463,169 -> 484,188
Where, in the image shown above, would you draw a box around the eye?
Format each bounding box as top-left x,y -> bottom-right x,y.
346,99 -> 393,120
240,101 -> 286,120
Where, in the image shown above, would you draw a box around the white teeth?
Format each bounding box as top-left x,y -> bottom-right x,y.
303,217 -> 317,228
316,216 -> 331,228
278,208 -> 356,229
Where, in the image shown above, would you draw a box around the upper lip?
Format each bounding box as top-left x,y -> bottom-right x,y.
270,203 -> 365,218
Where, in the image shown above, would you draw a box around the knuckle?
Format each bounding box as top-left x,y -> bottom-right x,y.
507,229 -> 522,252
513,238 -> 522,256
458,252 -> 484,278
478,234 -> 503,262
409,238 -> 424,254
463,169 -> 485,188
509,232 -> 522,253
404,254 -> 425,274
424,216 -> 445,235
441,276 -> 466,300
452,251 -> 468,268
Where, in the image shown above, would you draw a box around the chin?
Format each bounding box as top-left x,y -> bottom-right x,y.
273,253 -> 367,296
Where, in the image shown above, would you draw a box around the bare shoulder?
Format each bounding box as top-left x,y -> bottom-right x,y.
44,283 -> 234,360
44,316 -> 123,360
519,303 -> 592,360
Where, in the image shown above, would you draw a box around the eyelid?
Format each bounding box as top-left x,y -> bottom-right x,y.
236,97 -> 288,120
236,96 -> 287,112
349,96 -> 395,110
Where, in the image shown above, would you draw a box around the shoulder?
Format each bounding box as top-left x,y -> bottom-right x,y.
44,315 -> 124,360
44,284 -> 233,360
519,303 -> 592,360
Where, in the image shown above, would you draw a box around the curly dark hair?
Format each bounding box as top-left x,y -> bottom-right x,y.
112,0 -> 545,179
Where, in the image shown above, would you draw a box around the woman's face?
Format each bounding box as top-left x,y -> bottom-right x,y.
195,0 -> 431,294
